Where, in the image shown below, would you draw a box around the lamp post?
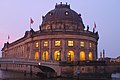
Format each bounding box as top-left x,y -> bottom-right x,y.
75,69 -> 80,80
38,62 -> 41,65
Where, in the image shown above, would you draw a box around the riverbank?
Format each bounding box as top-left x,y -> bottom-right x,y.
0,70 -> 38,80
0,70 -> 120,80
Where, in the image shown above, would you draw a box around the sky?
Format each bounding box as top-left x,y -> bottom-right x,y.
0,0 -> 120,58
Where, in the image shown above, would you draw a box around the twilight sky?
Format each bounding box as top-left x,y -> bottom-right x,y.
0,0 -> 120,58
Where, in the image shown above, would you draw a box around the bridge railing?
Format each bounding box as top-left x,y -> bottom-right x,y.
0,58 -> 60,66
1,58 -> 119,66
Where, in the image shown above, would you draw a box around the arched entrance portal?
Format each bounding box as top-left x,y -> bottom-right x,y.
67,51 -> 74,61
89,52 -> 93,60
80,51 -> 85,61
42,51 -> 48,61
54,50 -> 61,61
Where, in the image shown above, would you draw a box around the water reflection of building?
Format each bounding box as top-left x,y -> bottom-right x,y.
1,3 -> 99,77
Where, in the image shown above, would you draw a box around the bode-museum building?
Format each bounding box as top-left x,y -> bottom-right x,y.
1,3 -> 99,76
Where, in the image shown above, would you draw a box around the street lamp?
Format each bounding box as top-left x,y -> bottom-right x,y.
38,62 -> 41,65
75,69 -> 80,80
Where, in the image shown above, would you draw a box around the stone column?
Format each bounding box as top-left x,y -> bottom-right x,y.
25,44 -> 28,59
86,41 -> 89,61
74,40 -> 79,61
61,39 -> 66,61
39,40 -> 41,60
95,42 -> 98,60
86,50 -> 89,60
93,50 -> 96,60
30,40 -> 33,59
49,40 -> 52,61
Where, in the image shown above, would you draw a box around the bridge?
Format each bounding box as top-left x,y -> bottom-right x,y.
0,58 -> 61,77
0,58 -> 120,78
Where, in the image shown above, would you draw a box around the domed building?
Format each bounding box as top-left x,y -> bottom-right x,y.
1,3 -> 99,77
38,3 -> 99,61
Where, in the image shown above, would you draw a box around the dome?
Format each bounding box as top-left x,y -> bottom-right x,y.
40,2 -> 85,31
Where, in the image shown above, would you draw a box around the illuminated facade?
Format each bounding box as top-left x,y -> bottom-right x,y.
1,3 -> 99,75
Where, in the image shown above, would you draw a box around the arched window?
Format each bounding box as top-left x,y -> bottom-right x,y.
67,51 -> 74,61
80,51 -> 85,61
89,52 -> 93,60
54,51 -> 61,61
35,52 -> 39,60
42,51 -> 48,61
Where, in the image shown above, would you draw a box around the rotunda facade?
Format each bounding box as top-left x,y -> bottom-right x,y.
2,3 -> 99,62
1,3 -> 99,75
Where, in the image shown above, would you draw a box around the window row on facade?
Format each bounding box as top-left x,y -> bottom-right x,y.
2,40 -> 95,59
35,40 -> 94,48
35,50 -> 93,61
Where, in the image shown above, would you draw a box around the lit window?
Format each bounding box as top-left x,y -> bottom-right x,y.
55,41 -> 61,46
67,51 -> 74,61
44,41 -> 48,47
80,41 -> 84,47
68,40 -> 73,46
42,51 -> 48,61
80,51 -> 85,61
35,52 -> 39,60
35,42 -> 39,48
89,52 -> 92,60
65,11 -> 69,15
90,43 -> 92,48
54,51 -> 61,61
49,12 -> 52,16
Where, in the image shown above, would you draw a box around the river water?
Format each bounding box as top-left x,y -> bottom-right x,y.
0,70 -> 120,80
0,70 -> 75,80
